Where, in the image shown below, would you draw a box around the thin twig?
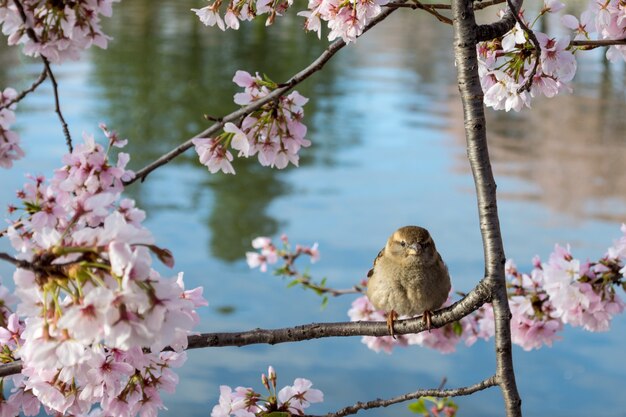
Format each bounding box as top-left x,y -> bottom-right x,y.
386,0 -> 505,10
12,0 -> 73,152
127,2 -> 405,184
386,1 -> 453,24
41,58 -> 73,152
305,375 -> 498,417
0,68 -> 47,111
505,0 -> 540,93
570,38 -> 626,49
0,252 -> 31,269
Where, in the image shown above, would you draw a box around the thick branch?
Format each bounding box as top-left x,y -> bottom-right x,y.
452,0 -> 521,416
476,0 -> 522,42
0,68 -> 47,110
127,4 -> 403,184
12,0 -> 73,152
306,375 -> 498,417
185,280 -> 488,349
0,281 -> 491,377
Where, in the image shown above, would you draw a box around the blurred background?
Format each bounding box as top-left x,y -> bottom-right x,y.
0,1 -> 625,416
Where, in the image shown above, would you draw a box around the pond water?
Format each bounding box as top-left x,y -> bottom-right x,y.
1,1 -> 625,416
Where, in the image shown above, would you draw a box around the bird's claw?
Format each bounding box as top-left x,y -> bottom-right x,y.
386,310 -> 398,339
422,310 -> 432,332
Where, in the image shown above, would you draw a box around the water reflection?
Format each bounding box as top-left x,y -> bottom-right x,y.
447,51 -> 626,222
92,0 -> 335,260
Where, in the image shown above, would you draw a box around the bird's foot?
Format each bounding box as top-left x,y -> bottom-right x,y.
386,310 -> 398,339
422,310 -> 432,332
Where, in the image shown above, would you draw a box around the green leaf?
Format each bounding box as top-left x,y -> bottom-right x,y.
320,296 -> 329,310
452,321 -> 463,336
408,399 -> 428,415
263,412 -> 291,417
320,277 -> 327,287
286,280 -> 299,289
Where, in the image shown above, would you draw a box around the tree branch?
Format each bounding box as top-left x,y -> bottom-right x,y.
127,3 -> 404,184
0,68 -> 47,111
386,0 -> 505,10
305,375 -> 498,417
0,280 -> 491,377
0,252 -> 31,269
12,0 -> 73,152
386,1 -> 453,25
570,38 -> 626,49
476,0 -> 522,42
451,0 -> 521,416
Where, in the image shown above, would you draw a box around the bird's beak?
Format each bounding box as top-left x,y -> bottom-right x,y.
407,243 -> 422,256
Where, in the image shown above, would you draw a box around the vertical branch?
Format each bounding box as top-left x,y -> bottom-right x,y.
12,0 -> 73,152
451,1 -> 522,416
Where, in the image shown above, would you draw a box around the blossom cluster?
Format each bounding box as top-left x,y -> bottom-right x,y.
191,0 -> 388,43
562,0 -> 626,62
478,1 -> 577,112
246,234 -> 319,273
192,0 -> 293,29
347,225 -> 626,354
0,87 -> 24,168
193,71 -> 310,174
298,0 -> 389,43
0,125 -> 207,416
0,0 -> 119,63
211,366 -> 323,417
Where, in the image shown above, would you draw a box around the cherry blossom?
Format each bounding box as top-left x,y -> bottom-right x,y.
0,0 -> 120,63
192,0 -> 293,31
0,87 -> 24,168
563,0 -> 626,62
477,6 -> 577,111
212,366 -> 323,417
298,0 -> 390,43
195,71 -> 310,174
2,126 -> 206,416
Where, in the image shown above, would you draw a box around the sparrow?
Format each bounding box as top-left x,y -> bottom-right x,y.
366,226 -> 451,337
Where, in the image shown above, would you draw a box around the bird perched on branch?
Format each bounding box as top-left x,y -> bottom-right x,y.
366,226 -> 451,337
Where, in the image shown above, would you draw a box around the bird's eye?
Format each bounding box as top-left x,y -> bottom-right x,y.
400,241 -> 406,247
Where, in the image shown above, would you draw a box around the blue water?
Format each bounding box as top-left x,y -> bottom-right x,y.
1,2 -> 625,416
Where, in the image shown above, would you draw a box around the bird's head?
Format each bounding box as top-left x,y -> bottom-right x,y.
385,225 -> 437,262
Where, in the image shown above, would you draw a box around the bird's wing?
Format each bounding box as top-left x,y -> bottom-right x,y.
367,248 -> 385,279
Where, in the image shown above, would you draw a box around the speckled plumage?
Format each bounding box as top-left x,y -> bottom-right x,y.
367,226 -> 451,328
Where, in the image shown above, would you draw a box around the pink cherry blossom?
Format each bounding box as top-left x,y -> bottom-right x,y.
277,378 -> 324,414
0,87 -> 24,168
3,129 -> 206,415
193,137 -> 236,174
0,0 -> 119,63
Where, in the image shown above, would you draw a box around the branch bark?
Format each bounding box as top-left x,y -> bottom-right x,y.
476,0 -> 522,42
306,375 -> 498,417
451,0 -> 522,416
0,68 -> 47,111
0,281 -> 491,378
